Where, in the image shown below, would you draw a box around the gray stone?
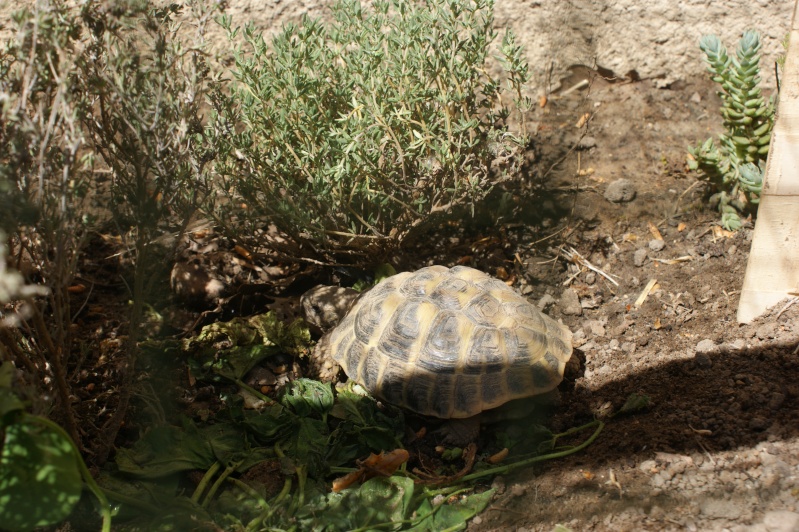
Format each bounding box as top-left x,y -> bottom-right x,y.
768,392 -> 786,410
537,293 -> 557,310
699,498 -> 742,520
648,239 -> 666,252
560,288 -> 583,316
694,353 -> 712,368
763,510 -> 799,532
577,136 -> 597,150
633,248 -> 648,267
604,178 -> 637,203
749,416 -> 770,431
695,339 -> 716,354
585,319 -> 606,337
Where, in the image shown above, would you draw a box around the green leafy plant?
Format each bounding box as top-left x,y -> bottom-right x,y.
0,1 -> 97,444
0,0 -> 218,463
209,0 -> 532,263
688,30 -> 775,230
0,238 -> 111,530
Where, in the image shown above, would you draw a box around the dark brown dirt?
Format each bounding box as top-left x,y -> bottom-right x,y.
460,72 -> 799,532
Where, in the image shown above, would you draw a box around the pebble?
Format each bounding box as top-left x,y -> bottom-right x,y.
633,248 -> 648,267
726,338 -> 746,351
604,179 -> 637,203
749,416 -> 769,431
768,392 -> 786,410
649,239 -> 666,252
694,353 -> 712,368
537,293 -> 556,310
560,288 -> 583,316
700,498 -> 742,519
585,320 -> 606,337
639,459 -> 657,472
695,339 -> 717,354
577,136 -> 597,150
763,510 -> 799,532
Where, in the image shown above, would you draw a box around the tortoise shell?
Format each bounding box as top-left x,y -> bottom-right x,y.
327,265 -> 573,418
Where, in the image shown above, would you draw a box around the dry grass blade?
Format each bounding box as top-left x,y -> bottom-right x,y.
562,247 -> 619,286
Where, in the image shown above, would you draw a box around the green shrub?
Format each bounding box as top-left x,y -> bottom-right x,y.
0,0 -> 217,463
209,0 -> 531,263
688,30 -> 775,230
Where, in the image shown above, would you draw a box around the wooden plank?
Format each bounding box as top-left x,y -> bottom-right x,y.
737,0 -> 799,323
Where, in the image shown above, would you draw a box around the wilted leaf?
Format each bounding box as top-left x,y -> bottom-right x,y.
407,489 -> 494,531
298,476 -> 415,531
280,378 -> 334,418
616,393 -> 651,416
327,386 -> 405,466
248,312 -> 311,357
210,344 -> 277,381
115,421 -> 249,478
332,449 -> 410,492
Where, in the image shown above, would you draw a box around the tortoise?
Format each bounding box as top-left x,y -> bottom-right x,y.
303,265 -> 573,420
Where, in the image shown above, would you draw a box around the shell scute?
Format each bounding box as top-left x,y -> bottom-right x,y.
328,265 -> 572,418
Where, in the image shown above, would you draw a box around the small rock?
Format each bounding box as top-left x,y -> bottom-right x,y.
584,271 -> 596,284
695,339 -> 717,354
491,476 -> 506,495
690,92 -> 702,103
604,179 -> 637,203
509,484 -> 526,497
763,510 -> 799,532
577,136 -> 597,150
694,353 -> 712,368
749,416 -> 770,431
560,288 -> 583,316
648,239 -> 666,252
700,498 -> 742,519
651,473 -> 666,488
633,248 -> 648,267
726,338 -> 746,351
585,320 -> 606,337
755,323 -> 777,340
471,515 -> 483,525
768,392 -> 786,410
537,293 -> 557,310
639,459 -> 657,472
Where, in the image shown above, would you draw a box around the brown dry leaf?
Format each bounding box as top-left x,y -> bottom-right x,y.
677,222 -> 687,232
234,245 -> 253,261
622,233 -> 638,243
582,470 -> 595,480
495,266 -> 509,280
67,284 -> 87,294
647,222 -> 663,241
487,448 -> 509,464
712,226 -> 735,239
331,449 -> 410,493
575,113 -> 590,128
538,94 -> 548,108
577,167 -> 595,177
653,317 -> 663,330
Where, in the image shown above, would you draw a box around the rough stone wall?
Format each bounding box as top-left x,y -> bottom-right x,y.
492,0 -> 793,91
214,0 -> 793,91
1,0 -> 792,90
